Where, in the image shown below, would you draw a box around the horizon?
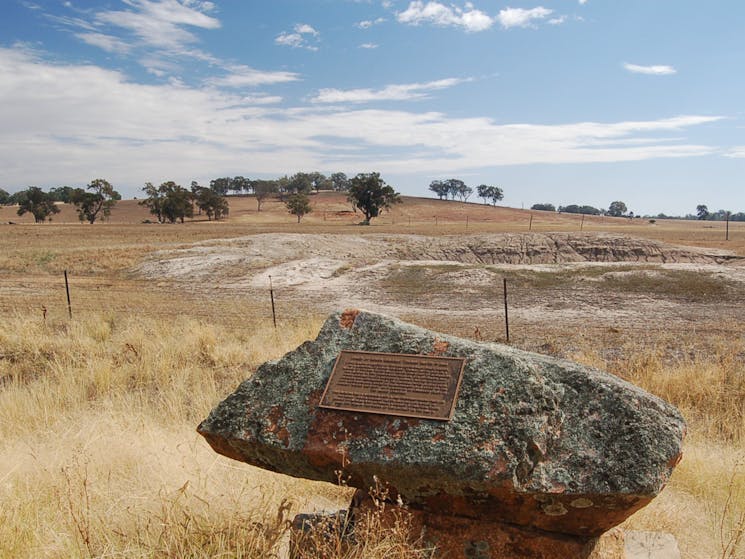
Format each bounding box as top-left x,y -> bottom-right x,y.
4,187 -> 736,219
2,1 -> 744,216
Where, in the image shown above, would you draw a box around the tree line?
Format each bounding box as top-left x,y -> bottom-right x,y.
0,170 -> 402,225
428,179 -> 504,205
693,205 -> 745,221
530,201 -> 632,217
0,180 -> 121,223
198,171 -> 399,224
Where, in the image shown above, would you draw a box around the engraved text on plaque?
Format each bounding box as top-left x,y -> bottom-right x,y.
319,350 -> 466,421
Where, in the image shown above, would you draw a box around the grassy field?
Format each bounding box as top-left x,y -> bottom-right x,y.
1,193 -> 744,558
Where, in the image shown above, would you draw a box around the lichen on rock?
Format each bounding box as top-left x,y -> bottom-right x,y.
198,309 -> 686,537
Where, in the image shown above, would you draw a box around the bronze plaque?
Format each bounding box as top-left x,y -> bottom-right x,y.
319,350 -> 466,421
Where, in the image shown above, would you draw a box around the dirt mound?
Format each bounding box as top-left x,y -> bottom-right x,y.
136,232 -> 745,333
138,232 -> 738,282
374,232 -> 735,265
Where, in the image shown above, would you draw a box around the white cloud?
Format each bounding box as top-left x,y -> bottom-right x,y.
623,63 -> 677,75
357,17 -> 386,28
275,33 -> 303,48
359,43 -> 379,49
0,47 -> 721,195
498,7 -> 553,29
294,23 -> 319,36
239,94 -> 283,105
579,0 -> 588,4
45,0 -> 224,76
724,147 -> 745,158
95,0 -> 220,51
75,32 -> 132,54
212,65 -> 300,88
397,1 -> 494,32
548,16 -> 567,25
49,1 -> 314,81
311,78 -> 469,103
276,23 -> 321,50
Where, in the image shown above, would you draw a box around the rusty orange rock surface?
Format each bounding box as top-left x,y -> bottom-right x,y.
198,310 -> 685,537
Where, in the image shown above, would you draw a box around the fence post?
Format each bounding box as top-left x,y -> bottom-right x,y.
503,278 -> 510,343
64,270 -> 72,319
269,275 -> 277,328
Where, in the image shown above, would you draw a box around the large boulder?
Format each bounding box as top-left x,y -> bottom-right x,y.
198,310 -> 685,537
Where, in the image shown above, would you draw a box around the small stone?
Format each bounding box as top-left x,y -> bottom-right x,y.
624,531 -> 681,559
543,502 -> 568,516
571,498 -> 594,509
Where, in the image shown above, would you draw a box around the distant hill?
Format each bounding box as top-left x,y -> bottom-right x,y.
2,191 -> 610,228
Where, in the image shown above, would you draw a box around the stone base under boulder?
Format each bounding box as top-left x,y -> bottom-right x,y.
289,492 -> 681,559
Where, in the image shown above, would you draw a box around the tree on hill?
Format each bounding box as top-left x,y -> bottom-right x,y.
140,181 -> 193,223
457,184 -> 473,202
429,180 -> 449,200
531,203 -> 555,211
696,204 -> 709,220
285,192 -> 312,223
140,182 -> 165,222
49,186 -> 76,203
285,172 -> 315,196
160,182 -> 193,223
70,178 -> 121,224
347,172 -> 401,224
192,181 -> 229,220
330,172 -> 350,192
16,187 -> 60,222
230,176 -> 252,195
607,201 -> 628,217
8,190 -> 28,205
253,180 -> 278,212
209,177 -> 232,196
477,184 -> 504,205
308,172 -> 331,192
559,204 -> 601,215
443,179 -> 465,201
0,188 -> 9,205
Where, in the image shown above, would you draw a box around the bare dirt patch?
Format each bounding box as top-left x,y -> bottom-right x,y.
136,232 -> 745,338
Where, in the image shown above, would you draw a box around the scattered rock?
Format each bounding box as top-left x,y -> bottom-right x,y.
623,531 -> 681,559
199,310 -> 685,542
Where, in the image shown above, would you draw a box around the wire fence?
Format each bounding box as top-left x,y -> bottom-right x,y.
2,271 -> 742,345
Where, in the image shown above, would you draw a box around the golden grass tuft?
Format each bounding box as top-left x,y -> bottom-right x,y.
0,313 -> 432,558
568,340 -> 745,559
1,312 -> 743,558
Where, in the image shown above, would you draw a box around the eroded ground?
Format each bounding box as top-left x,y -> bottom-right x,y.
135,232 -> 745,343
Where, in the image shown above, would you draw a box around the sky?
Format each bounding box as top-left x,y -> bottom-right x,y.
1,0 -> 744,216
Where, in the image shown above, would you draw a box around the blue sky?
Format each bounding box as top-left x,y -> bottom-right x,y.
1,0 -> 744,215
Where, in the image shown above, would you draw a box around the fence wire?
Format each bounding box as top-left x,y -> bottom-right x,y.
2,273 -> 742,342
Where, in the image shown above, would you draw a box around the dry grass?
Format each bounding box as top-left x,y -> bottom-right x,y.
0,313 -> 352,558
566,340 -> 745,559
1,312 -> 743,558
2,196 -> 745,558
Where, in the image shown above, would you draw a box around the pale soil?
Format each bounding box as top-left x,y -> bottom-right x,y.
136,232 -> 745,340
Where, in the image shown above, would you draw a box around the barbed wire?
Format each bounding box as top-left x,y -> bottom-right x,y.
2,273 -> 742,338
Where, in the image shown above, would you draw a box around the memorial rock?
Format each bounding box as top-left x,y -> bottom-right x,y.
198,309 -> 685,541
